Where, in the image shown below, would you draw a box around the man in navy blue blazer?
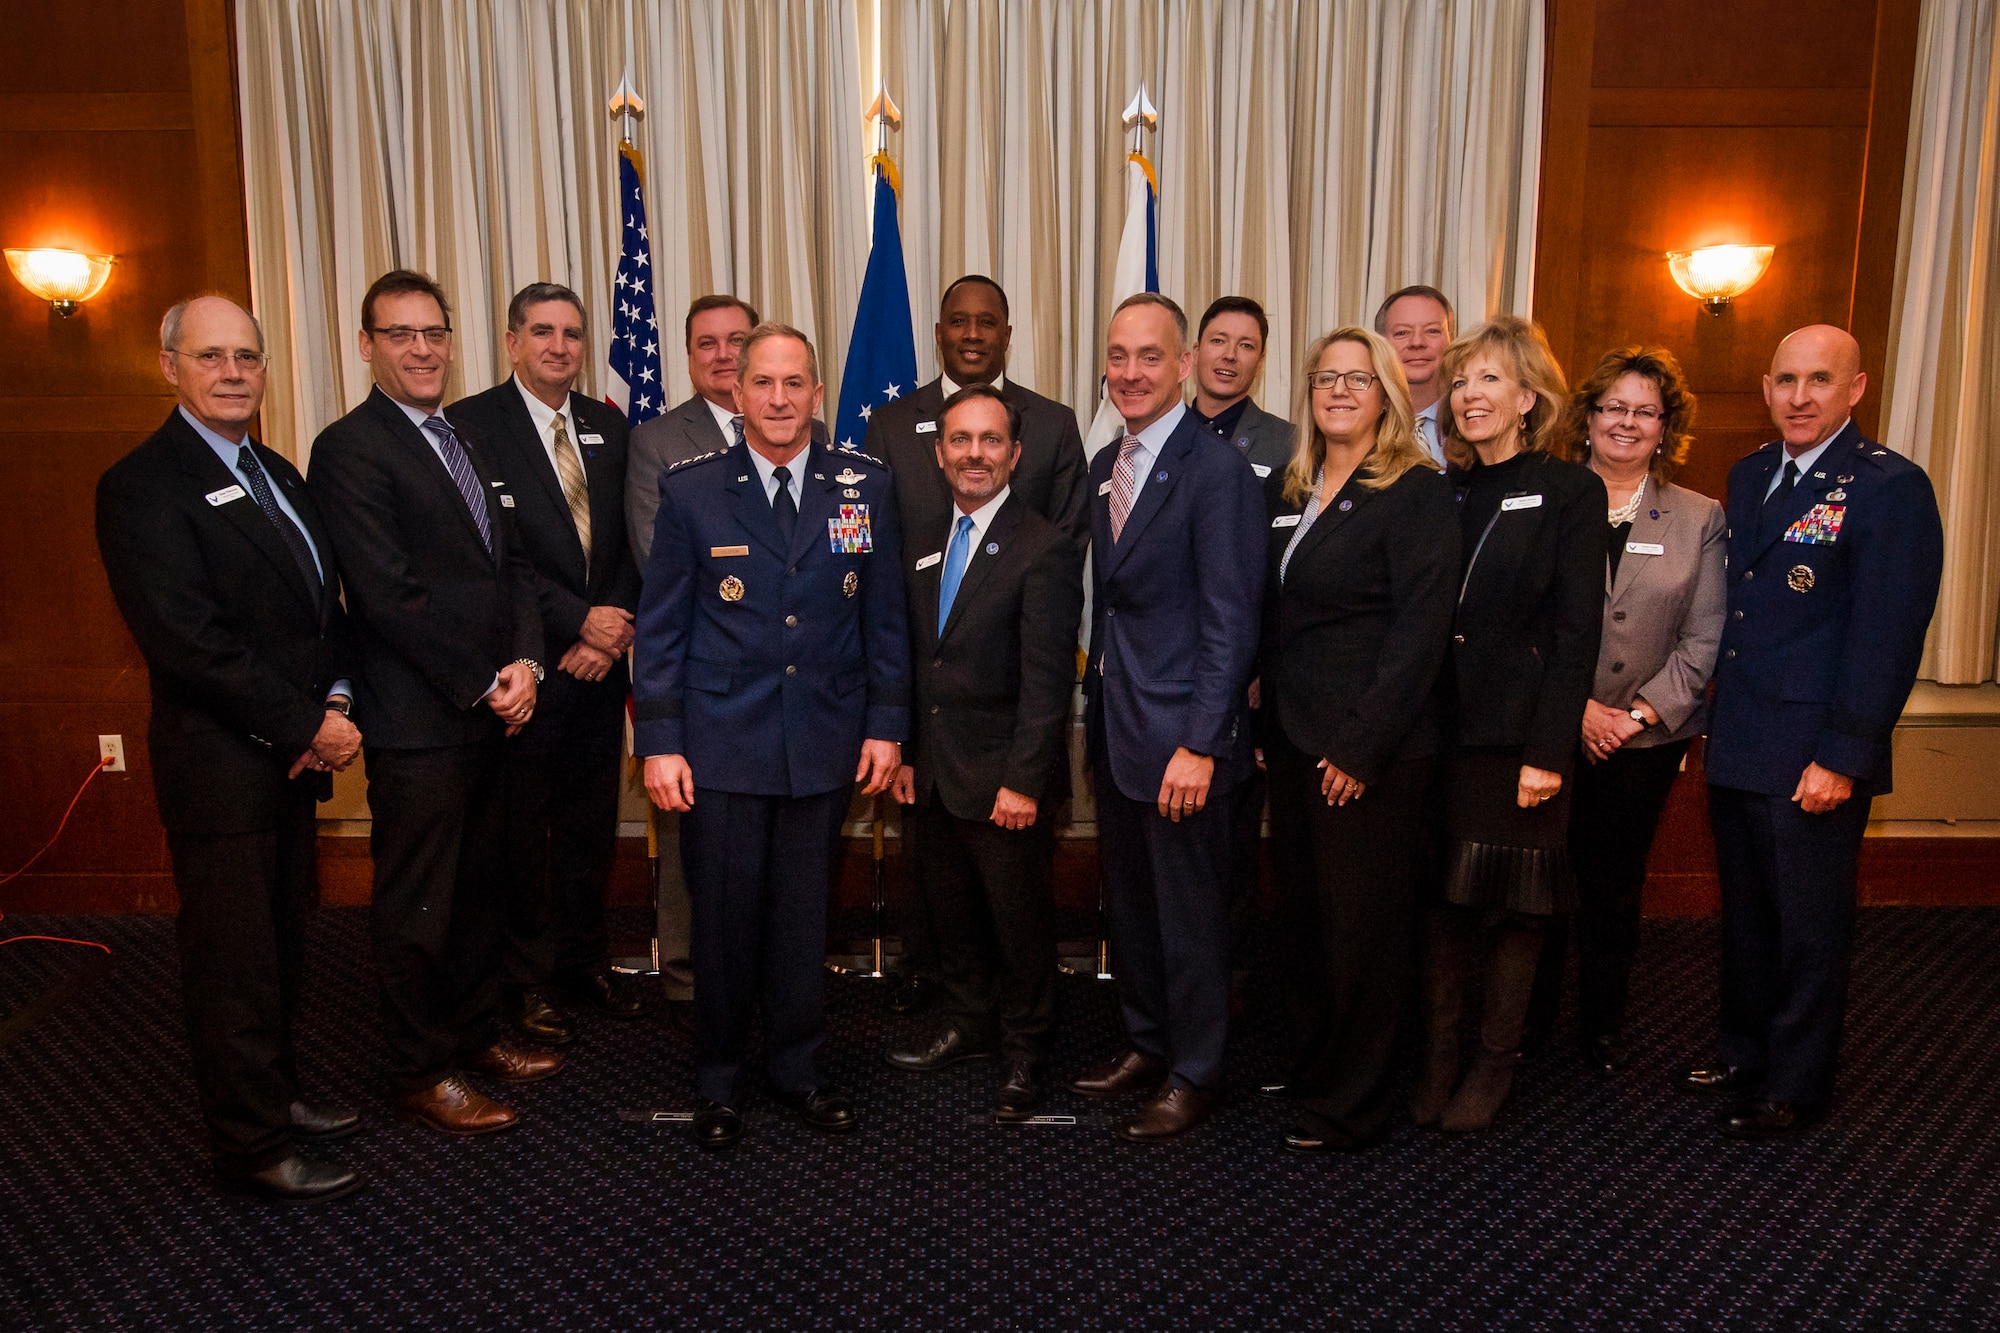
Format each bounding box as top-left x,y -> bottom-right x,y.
1684,325 -> 1942,1139
632,323 -> 910,1150
1068,293 -> 1265,1141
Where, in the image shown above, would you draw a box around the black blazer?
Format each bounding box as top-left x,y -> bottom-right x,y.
307,386 -> 543,749
1260,463 -> 1459,784
864,377 -> 1091,550
904,495 -> 1084,822
1446,451 -> 1606,777
95,409 -> 354,834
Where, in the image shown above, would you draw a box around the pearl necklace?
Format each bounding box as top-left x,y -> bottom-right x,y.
1607,478 -> 1646,526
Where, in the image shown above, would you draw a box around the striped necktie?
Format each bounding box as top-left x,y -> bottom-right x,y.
1109,433 -> 1144,542
422,414 -> 494,557
551,411 -> 592,572
235,445 -> 321,595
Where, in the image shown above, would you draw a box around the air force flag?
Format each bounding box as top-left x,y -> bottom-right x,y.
835,163 -> 919,452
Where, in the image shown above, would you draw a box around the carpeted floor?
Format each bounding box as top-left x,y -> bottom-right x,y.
1,904 -> 1996,1330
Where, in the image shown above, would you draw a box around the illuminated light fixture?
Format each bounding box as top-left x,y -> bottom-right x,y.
5,247 -> 116,317
1667,244 -> 1774,316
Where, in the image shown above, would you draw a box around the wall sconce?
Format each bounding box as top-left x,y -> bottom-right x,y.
1667,245 -> 1774,316
5,247 -> 116,317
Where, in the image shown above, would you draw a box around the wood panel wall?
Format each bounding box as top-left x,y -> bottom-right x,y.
0,0 -> 246,913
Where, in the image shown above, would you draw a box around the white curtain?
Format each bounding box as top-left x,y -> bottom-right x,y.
240,0 -> 1542,464
1882,0 -> 2000,685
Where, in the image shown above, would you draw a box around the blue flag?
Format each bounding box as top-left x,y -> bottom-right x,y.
606,143 -> 664,428
835,165 -> 919,453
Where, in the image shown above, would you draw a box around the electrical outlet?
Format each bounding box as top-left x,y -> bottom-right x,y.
98,735 -> 126,772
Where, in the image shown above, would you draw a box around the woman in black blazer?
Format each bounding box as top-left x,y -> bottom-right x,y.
1413,315 -> 1605,1133
1259,327 -> 1460,1153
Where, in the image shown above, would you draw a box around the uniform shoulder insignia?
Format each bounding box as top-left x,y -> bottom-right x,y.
666,449 -> 724,474
835,447 -> 887,469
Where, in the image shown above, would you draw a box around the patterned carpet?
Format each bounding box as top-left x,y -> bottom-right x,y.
1,904 -> 1996,1330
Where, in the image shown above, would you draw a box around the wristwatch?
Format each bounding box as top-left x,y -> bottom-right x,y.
325,696 -> 352,716
1628,706 -> 1649,726
514,658 -> 546,684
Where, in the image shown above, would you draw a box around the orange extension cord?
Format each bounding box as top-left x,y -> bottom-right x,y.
0,756 -> 114,955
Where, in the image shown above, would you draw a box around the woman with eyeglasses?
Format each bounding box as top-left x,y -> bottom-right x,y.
1521,347 -> 1725,1075
1412,315 -> 1604,1133
1256,328 -> 1459,1152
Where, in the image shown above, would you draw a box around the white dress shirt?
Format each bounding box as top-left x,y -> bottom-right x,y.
746,440 -> 808,509
704,395 -> 742,444
943,485 -> 1011,571
1116,401 -> 1189,508
513,377 -> 584,492
940,370 -> 1006,398
1765,425 -> 1846,500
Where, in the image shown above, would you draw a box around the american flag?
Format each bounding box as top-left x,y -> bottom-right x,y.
606,142 -> 663,427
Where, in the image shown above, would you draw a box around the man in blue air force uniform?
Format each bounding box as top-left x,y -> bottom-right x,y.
632,322 -> 909,1151
1682,324 -> 1943,1140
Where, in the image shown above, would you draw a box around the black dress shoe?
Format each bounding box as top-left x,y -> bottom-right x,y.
560,966 -> 646,1019
1255,1081 -> 1295,1100
1585,1034 -> 1631,1076
1068,1050 -> 1170,1099
505,988 -> 577,1046
886,1026 -> 997,1072
994,1061 -> 1045,1120
692,1099 -> 743,1150
1282,1121 -> 1332,1153
1720,1099 -> 1826,1141
1677,1064 -> 1761,1095
220,1153 -> 364,1204
772,1086 -> 860,1133
288,1100 -> 361,1142
887,973 -> 936,1016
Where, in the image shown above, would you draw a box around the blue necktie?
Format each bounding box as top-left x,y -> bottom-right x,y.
937,514 -> 974,636
422,414 -> 494,557
235,445 -> 321,594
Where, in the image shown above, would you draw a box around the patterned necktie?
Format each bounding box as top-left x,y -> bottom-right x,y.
771,464 -> 798,543
1109,433 -> 1144,542
235,445 -> 321,595
550,411 -> 592,572
731,415 -> 745,448
422,414 -> 493,556
937,514 -> 975,636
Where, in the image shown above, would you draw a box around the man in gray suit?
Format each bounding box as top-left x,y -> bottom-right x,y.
626,294 -> 830,1008
1190,296 -> 1294,1013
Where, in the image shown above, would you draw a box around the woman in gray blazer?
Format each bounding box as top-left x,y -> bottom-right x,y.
1527,347 -> 1725,1075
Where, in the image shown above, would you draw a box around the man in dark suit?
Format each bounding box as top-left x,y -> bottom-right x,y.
1069,293 -> 1264,1142
1374,285 -> 1456,467
308,269 -> 562,1136
96,296 -> 364,1203
634,324 -> 909,1151
447,283 -> 644,1044
1189,295 -> 1296,1011
862,274 -> 1090,1016
1685,324 -> 1942,1139
883,385 -> 1084,1118
626,294 -> 829,1011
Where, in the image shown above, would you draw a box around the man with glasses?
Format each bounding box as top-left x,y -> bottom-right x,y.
96,296 -> 364,1202
309,269 -> 559,1136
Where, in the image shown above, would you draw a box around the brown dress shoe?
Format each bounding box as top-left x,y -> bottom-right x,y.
1117,1085 -> 1215,1142
398,1076 -> 518,1136
465,1041 -> 565,1084
1067,1050 -> 1169,1099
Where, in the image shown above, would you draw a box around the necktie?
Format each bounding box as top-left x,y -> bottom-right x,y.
1764,459 -> 1801,513
731,415 -> 745,448
423,415 -> 494,556
235,445 -> 321,595
771,464 -> 798,543
1109,434 -> 1143,542
937,514 -> 975,636
550,411 -> 592,572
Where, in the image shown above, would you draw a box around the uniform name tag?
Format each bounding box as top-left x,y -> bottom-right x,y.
1272,514 -> 1302,528
710,545 -> 750,558
205,484 -> 247,506
499,494 -> 516,507
1784,504 -> 1846,544
915,552 -> 942,571
1501,494 -> 1544,511
1625,541 -> 1664,556
1251,463 -> 1272,478
578,433 -> 604,445
915,421 -> 938,434
829,504 -> 873,553
1098,480 -> 1114,496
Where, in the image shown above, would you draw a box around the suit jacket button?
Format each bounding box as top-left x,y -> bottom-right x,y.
1106,607 -> 1116,616
930,705 -> 940,715
785,614 -> 798,626
1453,634 -> 1465,644
1744,570 -> 1754,580
1734,610 -> 1744,620
1612,611 -> 1626,622
933,658 -> 942,668
1726,648 -> 1737,658
785,664 -> 797,675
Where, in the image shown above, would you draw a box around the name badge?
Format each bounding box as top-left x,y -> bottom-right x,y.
205,484 -> 247,507
499,494 -> 516,507
710,545 -> 750,558
915,421 -> 938,434
1501,494 -> 1544,511
1098,480 -> 1115,496
578,432 -> 604,445
1272,514 -> 1302,528
914,552 -> 942,571
1625,541 -> 1664,557
1251,464 -> 1272,478
829,504 -> 873,553
1784,503 -> 1846,545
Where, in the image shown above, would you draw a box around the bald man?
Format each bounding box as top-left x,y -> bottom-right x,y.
1681,325 -> 1942,1139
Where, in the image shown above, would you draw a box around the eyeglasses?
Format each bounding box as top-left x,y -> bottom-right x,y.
171,348 -> 269,372
1592,402 -> 1663,423
366,325 -> 454,348
1308,370 -> 1377,393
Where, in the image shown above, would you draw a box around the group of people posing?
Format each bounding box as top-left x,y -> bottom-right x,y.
96,267 -> 1943,1204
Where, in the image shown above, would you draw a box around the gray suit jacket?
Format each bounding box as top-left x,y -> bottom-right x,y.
1597,478 -> 1726,746
626,393 -> 830,566
1227,399 -> 1296,479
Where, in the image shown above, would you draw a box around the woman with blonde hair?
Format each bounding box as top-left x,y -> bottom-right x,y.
1413,315 -> 1605,1133
1256,327 -> 1459,1152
